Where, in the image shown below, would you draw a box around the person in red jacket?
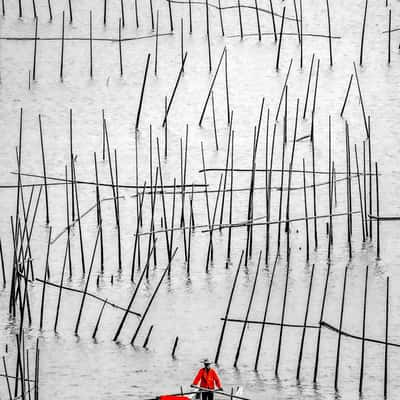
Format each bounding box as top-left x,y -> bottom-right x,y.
191,359 -> 223,400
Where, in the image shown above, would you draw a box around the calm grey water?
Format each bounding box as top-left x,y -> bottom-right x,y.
0,0 -> 400,399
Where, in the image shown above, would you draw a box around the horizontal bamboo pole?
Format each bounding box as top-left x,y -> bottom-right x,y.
35,278 -> 141,317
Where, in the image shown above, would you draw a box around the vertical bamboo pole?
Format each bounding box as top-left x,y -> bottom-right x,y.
355,144 -> 366,242
68,0 -> 72,23
360,0 -> 368,66
189,0 -> 193,33
275,7 -> 286,71
168,0 -> 174,31
375,162 -> 380,258
326,0 -> 333,66
120,0 -> 125,27
254,253 -> 278,370
340,74 -> 353,117
334,267 -> 348,391
359,266 -> 368,394
275,260 -> 289,376
313,262 -> 331,382
135,53 -> 151,131
233,251 -> 261,367
302,54 -> 315,119
302,158 -> 309,261
60,11 -> 65,80
388,9 -> 391,64
154,10 -> 159,76
215,251 -> 243,364
384,276 -> 389,398
269,0 -> 277,42
218,0 -> 224,35
32,18 -> 38,81
92,298 -> 107,339
296,263 -> 315,379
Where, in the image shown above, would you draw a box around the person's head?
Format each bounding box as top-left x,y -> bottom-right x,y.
202,358 -> 212,370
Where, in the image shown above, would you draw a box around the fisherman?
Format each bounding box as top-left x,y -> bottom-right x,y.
191,359 -> 223,400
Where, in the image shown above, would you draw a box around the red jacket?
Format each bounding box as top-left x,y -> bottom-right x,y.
192,368 -> 222,390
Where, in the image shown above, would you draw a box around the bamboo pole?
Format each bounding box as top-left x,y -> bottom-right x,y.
38,115 -> 49,225
296,263 -> 315,379
39,228 -> 52,330
74,229 -> 100,335
359,266 -> 368,393
135,53 -> 151,130
130,248 -> 178,345
275,7 -> 286,71
269,0 -> 277,42
360,0 -> 368,66
313,262 -> 331,382
375,162 -> 380,258
215,251 -> 243,364
326,0 -> 333,66
334,266 -> 348,391
384,276 -> 389,398
275,259 -> 289,376
92,298 -> 107,339
32,18 -> 38,81
234,251 -> 261,367
254,253 -> 278,370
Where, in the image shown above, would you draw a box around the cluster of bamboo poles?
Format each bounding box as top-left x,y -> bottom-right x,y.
0,0 -> 396,398
0,0 -> 395,89
215,253 -> 393,396
2,333 -> 40,400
